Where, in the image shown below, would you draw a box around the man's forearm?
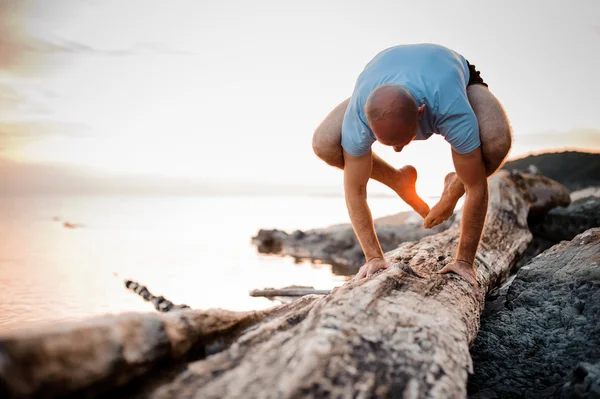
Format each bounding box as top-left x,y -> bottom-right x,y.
345,192 -> 384,261
456,182 -> 489,265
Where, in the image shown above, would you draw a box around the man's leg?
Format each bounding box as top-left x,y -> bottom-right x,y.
423,85 -> 512,228
312,98 -> 430,218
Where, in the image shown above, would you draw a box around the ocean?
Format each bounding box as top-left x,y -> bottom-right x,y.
0,194 -> 414,333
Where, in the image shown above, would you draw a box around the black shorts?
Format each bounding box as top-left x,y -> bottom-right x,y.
466,60 -> 488,88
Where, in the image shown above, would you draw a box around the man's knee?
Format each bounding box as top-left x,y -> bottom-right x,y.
496,120 -> 513,159
311,129 -> 328,159
312,129 -> 343,168
482,122 -> 512,175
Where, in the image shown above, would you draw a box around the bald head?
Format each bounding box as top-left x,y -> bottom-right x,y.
365,84 -> 420,146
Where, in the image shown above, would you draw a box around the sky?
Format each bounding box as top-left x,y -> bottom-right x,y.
1,0 -> 599,196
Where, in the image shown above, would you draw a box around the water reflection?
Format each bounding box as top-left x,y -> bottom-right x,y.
0,195 -> 408,333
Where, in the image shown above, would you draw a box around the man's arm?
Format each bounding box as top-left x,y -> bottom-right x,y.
343,149 -> 387,279
451,146 -> 488,268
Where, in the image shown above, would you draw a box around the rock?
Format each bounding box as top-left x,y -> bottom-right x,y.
512,187 -> 600,273
530,196 -> 600,243
527,164 -> 541,175
571,187 -> 600,202
503,151 -> 600,192
251,229 -> 288,254
468,228 -> 600,398
560,362 -> 600,398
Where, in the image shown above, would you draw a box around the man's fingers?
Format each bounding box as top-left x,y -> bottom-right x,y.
367,264 -> 387,278
354,267 -> 367,281
437,264 -> 452,274
354,261 -> 390,281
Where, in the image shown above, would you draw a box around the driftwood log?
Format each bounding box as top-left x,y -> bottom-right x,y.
0,171 -> 570,398
249,286 -> 331,298
252,212 -> 453,275
0,299 -> 319,398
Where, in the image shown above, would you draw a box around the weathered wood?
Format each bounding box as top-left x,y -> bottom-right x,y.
250,286 -> 331,297
0,297 -> 318,398
0,171 -> 571,399
252,212 -> 453,275
130,171 -> 570,399
125,279 -> 191,312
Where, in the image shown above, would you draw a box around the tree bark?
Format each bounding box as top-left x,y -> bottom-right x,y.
0,171 -> 571,399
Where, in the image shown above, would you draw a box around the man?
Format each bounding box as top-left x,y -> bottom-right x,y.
312,43 -> 512,288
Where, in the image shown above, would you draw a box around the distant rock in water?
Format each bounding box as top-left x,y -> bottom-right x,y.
252,211 -> 453,275
468,228 -> 600,398
503,151 -> 600,192
62,222 -> 83,229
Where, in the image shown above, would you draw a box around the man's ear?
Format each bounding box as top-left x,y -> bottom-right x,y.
417,104 -> 426,118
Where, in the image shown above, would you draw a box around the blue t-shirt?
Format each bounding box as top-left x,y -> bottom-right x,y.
341,43 -> 480,157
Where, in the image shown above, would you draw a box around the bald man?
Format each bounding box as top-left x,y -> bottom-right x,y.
312,43 -> 511,289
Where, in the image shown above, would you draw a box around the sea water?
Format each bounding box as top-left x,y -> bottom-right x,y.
0,194 -> 416,333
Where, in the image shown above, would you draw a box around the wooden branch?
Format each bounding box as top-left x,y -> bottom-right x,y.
249,286 -> 331,298
125,279 -> 191,312
0,297 -> 319,398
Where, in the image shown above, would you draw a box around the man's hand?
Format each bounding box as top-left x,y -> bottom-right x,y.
353,257 -> 389,281
438,260 -> 479,295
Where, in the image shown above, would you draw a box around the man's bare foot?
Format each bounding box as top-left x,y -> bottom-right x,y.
438,260 -> 479,294
394,165 -> 430,218
423,172 -> 462,228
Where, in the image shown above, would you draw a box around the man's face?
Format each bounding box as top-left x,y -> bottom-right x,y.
391,126 -> 418,152
371,120 -> 418,153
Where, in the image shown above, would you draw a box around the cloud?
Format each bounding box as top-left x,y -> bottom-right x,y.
0,2 -> 76,74
0,121 -> 89,151
0,1 -> 194,76
0,84 -> 26,111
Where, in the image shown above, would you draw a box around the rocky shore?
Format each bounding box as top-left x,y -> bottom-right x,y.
502,151 -> 600,192
469,228 -> 600,398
